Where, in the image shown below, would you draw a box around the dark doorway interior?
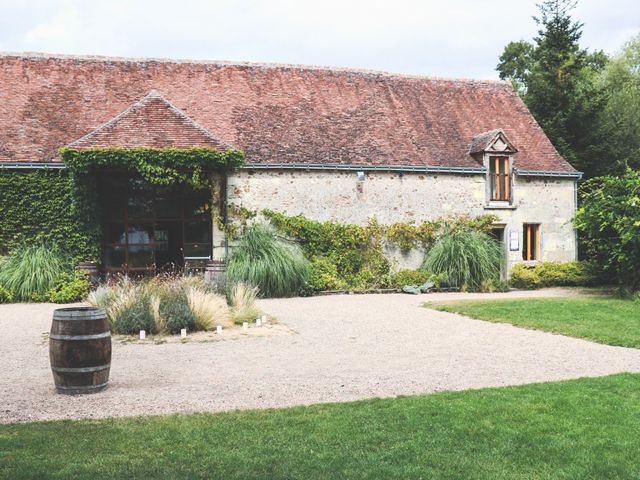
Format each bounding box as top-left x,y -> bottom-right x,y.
99,173 -> 212,274
489,226 -> 506,279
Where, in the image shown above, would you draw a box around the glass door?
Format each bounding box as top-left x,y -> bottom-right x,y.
99,173 -> 212,274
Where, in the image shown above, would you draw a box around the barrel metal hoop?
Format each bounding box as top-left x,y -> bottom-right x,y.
49,332 -> 111,341
51,364 -> 111,373
53,308 -> 107,321
56,382 -> 109,391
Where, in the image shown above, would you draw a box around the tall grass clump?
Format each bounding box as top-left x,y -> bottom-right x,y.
187,288 -> 232,330
229,282 -> 262,324
0,243 -> 68,301
422,229 -> 502,291
226,224 -> 310,298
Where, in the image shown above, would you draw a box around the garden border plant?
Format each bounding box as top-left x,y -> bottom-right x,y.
259,209 -> 499,292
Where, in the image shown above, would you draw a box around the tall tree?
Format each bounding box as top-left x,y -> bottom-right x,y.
497,0 -> 608,177
595,35 -> 640,175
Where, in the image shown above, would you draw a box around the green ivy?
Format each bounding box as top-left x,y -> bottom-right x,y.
0,170 -> 99,262
262,210 -> 498,291
60,147 -> 244,186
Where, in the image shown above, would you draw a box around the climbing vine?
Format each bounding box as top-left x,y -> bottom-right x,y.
60,147 -> 244,187
260,209 -> 498,290
0,170 -> 99,262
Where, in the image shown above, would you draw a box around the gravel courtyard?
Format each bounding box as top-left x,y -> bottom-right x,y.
2,289 -> 640,424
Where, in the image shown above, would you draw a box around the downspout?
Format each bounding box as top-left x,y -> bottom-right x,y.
574,179 -> 579,260
223,169 -> 229,260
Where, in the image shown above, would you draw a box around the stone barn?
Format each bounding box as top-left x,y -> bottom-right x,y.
0,52 -> 581,276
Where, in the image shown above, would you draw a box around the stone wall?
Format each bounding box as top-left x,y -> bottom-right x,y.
226,169 -> 577,273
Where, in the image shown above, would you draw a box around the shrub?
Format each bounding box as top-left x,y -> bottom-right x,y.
229,282 -> 262,324
187,288 -> 231,330
158,289 -> 196,333
227,224 -> 310,298
510,261 -> 596,289
385,269 -> 432,289
0,285 -> 13,304
46,271 -> 91,303
0,243 -> 69,302
422,229 -> 502,291
308,257 -> 346,291
575,169 -> 640,291
87,276 -> 154,334
114,299 -> 156,335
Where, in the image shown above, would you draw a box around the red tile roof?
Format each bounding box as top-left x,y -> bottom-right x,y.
0,52 -> 576,172
68,90 -> 234,150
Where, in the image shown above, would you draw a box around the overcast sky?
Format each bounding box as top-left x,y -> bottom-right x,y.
0,0 -> 637,79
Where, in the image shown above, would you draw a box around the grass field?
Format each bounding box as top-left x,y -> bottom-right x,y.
425,297 -> 640,348
2,374 -> 640,479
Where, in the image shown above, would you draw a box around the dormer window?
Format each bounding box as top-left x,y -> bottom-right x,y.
489,156 -> 511,202
469,129 -> 518,207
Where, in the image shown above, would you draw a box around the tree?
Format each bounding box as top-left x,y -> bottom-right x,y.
497,0 -> 609,177
575,169 -> 640,291
595,35 -> 640,175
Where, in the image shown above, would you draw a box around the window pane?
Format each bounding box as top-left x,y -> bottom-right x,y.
185,190 -> 212,217
185,220 -> 210,243
127,224 -> 154,245
128,245 -> 154,268
183,243 -> 211,258
101,176 -> 127,219
103,246 -> 126,268
156,196 -> 182,219
104,223 -> 127,245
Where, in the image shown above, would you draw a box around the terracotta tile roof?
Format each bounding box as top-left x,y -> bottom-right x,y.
469,129 -> 517,155
68,90 -> 234,150
0,52 -> 576,172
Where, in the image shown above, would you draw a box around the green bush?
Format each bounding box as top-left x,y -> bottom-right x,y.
576,169 -> 640,291
45,271 -> 91,303
227,224 -> 310,298
114,299 -> 156,335
159,290 -> 196,333
422,229 -> 502,291
262,210 -> 497,292
308,257 -> 347,291
0,285 -> 13,304
385,269 -> 432,289
510,261 -> 596,289
0,243 -> 70,302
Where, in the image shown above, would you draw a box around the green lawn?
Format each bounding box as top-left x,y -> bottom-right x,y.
2,374 -> 640,479
425,297 -> 640,348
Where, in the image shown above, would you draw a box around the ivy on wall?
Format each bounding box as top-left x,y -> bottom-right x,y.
60,146 -> 245,264
0,170 -> 99,262
261,209 -> 499,290
60,147 -> 244,186
0,148 -> 244,265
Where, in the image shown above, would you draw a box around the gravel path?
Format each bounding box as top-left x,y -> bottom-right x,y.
2,289 -> 640,423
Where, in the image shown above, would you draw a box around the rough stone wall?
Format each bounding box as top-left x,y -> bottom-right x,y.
226,169 -> 577,273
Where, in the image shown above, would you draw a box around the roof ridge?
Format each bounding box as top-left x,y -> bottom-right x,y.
67,90 -> 235,149
0,51 -> 511,86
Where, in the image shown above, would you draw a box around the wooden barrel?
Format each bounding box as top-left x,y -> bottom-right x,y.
49,307 -> 111,395
204,259 -> 226,288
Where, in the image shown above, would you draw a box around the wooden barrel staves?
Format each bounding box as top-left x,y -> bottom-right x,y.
49,307 -> 112,395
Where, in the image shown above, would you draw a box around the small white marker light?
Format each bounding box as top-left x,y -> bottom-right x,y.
181,328 -> 187,338
256,317 -> 262,327
216,325 -> 222,335
242,322 -> 248,331
139,330 -> 146,340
